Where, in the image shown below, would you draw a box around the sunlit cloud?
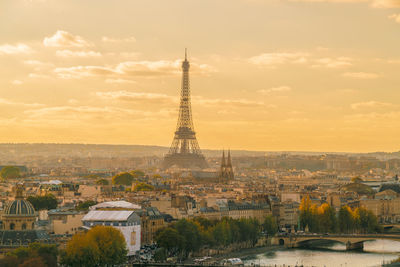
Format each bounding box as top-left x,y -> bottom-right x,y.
258,86 -> 292,95
43,30 -> 92,47
248,52 -> 309,67
0,43 -> 33,55
105,78 -> 137,84
56,50 -> 102,57
288,0 -> 400,9
96,90 -> 176,104
54,60 -> 215,79
102,36 -> 136,43
389,13 -> 400,22
351,101 -> 395,109
312,57 -> 352,68
0,98 -> 43,107
11,80 -> 23,85
342,72 -> 380,79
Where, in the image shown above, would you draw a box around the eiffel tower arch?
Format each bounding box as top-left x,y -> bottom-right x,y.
162,50 -> 208,169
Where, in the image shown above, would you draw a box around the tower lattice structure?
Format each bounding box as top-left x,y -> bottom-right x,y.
162,50 -> 208,169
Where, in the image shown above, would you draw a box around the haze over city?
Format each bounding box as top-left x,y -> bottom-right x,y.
1,0 -> 400,152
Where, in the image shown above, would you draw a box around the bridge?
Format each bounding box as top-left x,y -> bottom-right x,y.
274,234 -> 400,251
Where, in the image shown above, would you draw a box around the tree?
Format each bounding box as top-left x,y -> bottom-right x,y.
338,205 -> 355,234
174,219 -> 202,253
76,200 -> 97,211
155,227 -> 184,253
133,182 -> 155,192
0,242 -> 58,267
84,174 -> 99,179
0,166 -> 21,180
61,226 -> 127,267
351,177 -> 363,183
130,170 -> 145,179
112,172 -> 134,186
27,194 -> 58,211
263,215 -> 278,236
318,203 -> 337,233
96,178 -> 109,185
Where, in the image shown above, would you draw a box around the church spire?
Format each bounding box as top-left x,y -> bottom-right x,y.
227,149 -> 232,167
221,150 -> 226,167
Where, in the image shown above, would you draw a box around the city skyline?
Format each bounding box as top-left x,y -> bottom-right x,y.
1,0 -> 400,152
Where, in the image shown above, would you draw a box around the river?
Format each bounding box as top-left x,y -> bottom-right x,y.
242,240 -> 400,267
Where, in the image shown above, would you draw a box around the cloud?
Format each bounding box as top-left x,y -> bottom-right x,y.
56,50 -> 102,57
54,60 -> 214,79
11,80 -> 23,85
312,57 -> 352,68
54,66 -> 116,79
24,105 -> 173,123
370,0 -> 400,8
288,0 -> 400,9
43,30 -> 91,47
342,72 -> 380,79
193,96 -> 267,108
351,101 -> 395,110
105,79 -> 136,84
389,13 -> 400,22
258,86 -> 292,95
248,52 -> 309,67
102,36 -> 136,43
96,90 -> 176,104
0,98 -> 43,107
28,73 -> 51,79
0,43 -> 33,55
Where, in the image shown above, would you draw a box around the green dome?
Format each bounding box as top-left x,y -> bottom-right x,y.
4,199 -> 35,216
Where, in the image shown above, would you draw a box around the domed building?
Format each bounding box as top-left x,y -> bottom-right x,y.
2,185 -> 36,230
0,184 -> 52,249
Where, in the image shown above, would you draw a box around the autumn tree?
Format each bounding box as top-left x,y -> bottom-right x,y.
133,182 -> 155,192
338,205 -> 355,233
130,170 -> 145,179
60,225 -> 127,267
0,242 -> 58,267
112,172 -> 134,185
96,178 -> 109,185
0,166 -> 21,180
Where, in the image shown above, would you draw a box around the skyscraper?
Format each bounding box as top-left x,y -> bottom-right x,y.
162,50 -> 208,169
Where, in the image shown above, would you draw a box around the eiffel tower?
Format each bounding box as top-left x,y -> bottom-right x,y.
162,50 -> 208,169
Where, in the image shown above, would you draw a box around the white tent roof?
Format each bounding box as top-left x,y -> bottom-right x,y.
91,201 -> 141,210
82,210 -> 135,221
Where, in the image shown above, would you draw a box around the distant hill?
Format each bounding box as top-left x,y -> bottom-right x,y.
0,143 -> 399,159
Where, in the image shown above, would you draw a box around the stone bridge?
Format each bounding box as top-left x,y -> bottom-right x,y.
274,234 -> 400,251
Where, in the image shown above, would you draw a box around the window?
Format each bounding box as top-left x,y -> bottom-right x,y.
10,223 -> 15,230
22,223 -> 27,230
131,231 -> 136,245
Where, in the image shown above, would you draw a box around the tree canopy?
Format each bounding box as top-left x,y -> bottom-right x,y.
76,200 -> 97,211
0,242 -> 58,267
156,217 -> 261,260
130,170 -> 145,179
112,172 -> 134,186
0,166 -> 21,180
299,196 -> 380,234
263,215 -> 278,236
27,194 -> 58,211
60,225 -> 127,267
133,182 -> 154,192
96,178 -> 109,185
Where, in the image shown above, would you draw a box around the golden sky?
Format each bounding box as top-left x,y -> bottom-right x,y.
1,0 -> 400,152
